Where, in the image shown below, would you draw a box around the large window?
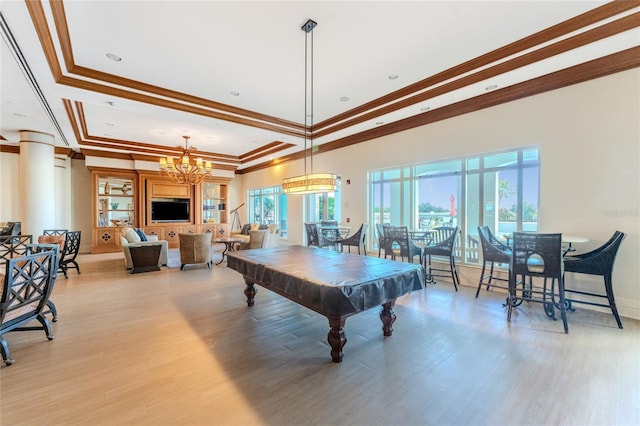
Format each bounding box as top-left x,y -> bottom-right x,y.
305,191 -> 341,223
369,147 -> 539,264
248,186 -> 288,237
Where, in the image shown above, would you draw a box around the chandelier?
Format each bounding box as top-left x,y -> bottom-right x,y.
159,136 -> 212,185
282,19 -> 338,195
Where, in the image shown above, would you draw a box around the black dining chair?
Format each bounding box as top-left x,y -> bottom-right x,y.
320,220 -> 340,242
305,223 -> 332,249
384,225 -> 422,264
58,231 -> 81,279
341,223 -> 368,254
422,226 -> 460,291
475,226 -> 511,298
376,223 -> 387,258
563,231 -> 625,328
507,232 -> 568,333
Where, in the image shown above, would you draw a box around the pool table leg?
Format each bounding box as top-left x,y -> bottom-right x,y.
243,278 -> 257,306
380,300 -> 397,336
327,317 -> 347,363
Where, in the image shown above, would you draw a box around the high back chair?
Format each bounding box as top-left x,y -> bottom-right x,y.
0,235 -> 33,265
341,223 -> 368,254
42,229 -> 68,236
376,223 -> 387,258
563,231 -> 625,328
1,248 -> 57,365
476,226 -> 511,298
320,220 -> 340,241
0,222 -> 21,238
507,232 -> 568,333
384,226 -> 422,264
422,226 -> 460,291
304,223 -> 331,249
58,231 -> 81,279
27,243 -> 61,321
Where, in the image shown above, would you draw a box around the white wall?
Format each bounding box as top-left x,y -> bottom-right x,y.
238,69 -> 640,319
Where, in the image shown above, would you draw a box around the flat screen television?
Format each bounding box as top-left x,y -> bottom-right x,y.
151,199 -> 190,222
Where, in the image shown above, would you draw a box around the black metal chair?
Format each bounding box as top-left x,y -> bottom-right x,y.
0,222 -> 21,238
563,231 -> 625,328
304,223 -> 332,249
422,226 -> 460,291
507,232 -> 568,333
341,223 -> 368,254
1,248 -> 57,365
27,243 -> 61,322
384,225 -> 422,264
475,226 -> 511,297
0,235 -> 33,265
43,229 -> 68,236
376,223 -> 387,258
58,231 -> 81,279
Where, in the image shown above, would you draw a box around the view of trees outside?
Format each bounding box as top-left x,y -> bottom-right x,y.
248,186 -> 286,236
369,147 -> 539,262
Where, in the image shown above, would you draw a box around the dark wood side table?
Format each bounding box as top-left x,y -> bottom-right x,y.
129,244 -> 162,274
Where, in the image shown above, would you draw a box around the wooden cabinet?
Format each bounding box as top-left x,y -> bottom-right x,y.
202,182 -> 227,224
90,168 -> 230,253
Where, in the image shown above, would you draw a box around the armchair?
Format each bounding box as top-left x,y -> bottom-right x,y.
1,248 -> 57,365
178,233 -> 213,270
120,228 -> 168,270
238,230 -> 269,250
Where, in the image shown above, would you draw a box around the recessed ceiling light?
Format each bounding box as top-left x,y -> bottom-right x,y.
339,96 -> 349,102
230,91 -> 240,96
376,121 -> 384,125
388,74 -> 398,80
104,133 -> 112,137
106,53 -> 121,62
106,101 -> 117,107
485,84 -> 498,91
13,113 -> 27,118
105,122 -> 115,126
420,106 -> 430,112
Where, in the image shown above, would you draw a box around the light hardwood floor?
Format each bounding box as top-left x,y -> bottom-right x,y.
1,249 -> 638,426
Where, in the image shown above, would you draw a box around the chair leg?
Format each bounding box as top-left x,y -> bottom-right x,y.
72,260 -> 81,274
60,264 -> 68,279
46,299 -> 58,322
604,275 -> 623,329
476,261 -> 488,297
449,256 -> 458,291
558,278 -> 569,334
35,314 -> 55,340
1,337 -> 14,366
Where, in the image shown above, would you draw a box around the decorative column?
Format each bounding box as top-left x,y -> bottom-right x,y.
19,130 -> 55,236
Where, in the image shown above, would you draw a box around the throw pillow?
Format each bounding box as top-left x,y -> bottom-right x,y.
134,228 -> 148,242
122,227 -> 141,243
250,223 -> 260,231
258,224 -> 268,230
37,234 -> 66,250
240,224 -> 251,235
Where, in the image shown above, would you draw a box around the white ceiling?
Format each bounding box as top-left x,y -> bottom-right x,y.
1,1 -> 638,171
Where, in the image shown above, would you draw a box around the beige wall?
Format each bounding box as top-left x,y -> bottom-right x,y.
237,69 -> 640,319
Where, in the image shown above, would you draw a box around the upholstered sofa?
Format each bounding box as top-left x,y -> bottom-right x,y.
231,223 -> 280,247
120,227 -> 168,270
